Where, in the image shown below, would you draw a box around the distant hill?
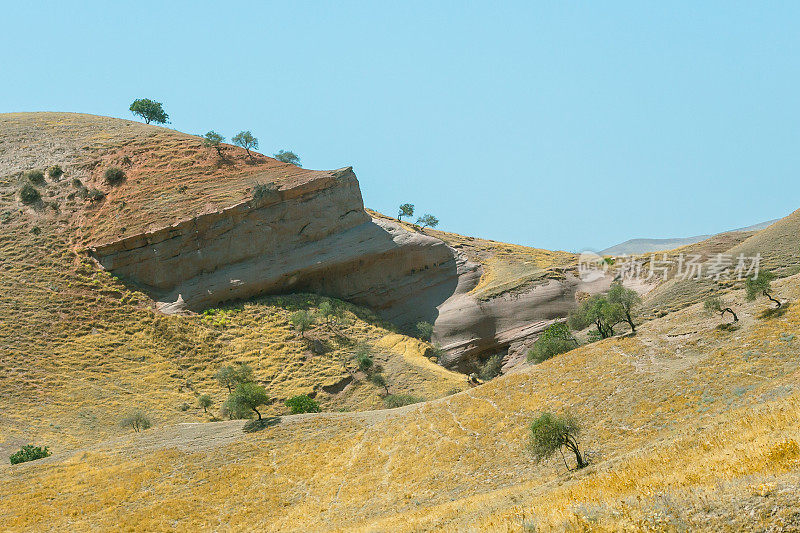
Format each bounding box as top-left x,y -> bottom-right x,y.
600,219 -> 779,255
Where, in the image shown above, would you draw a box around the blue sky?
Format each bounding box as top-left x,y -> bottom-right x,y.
2,1 -> 799,251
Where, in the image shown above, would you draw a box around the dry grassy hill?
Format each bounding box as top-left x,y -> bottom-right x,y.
0,113 -> 466,459
2,112 -> 799,532
1,276 -> 798,531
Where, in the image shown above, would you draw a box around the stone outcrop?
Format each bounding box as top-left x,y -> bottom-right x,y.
89,167 -> 459,328
90,166 -> 612,372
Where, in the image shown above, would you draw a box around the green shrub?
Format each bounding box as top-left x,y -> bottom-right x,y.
104,167 -> 126,185
9,445 -> 51,465
368,372 -> 390,394
290,310 -> 315,337
198,394 -> 213,413
352,342 -> 374,372
273,150 -> 300,166
479,354 -> 503,381
527,322 -> 578,363
285,394 -> 321,414
120,410 -> 151,432
416,321 -> 434,341
383,394 -> 422,408
24,169 -> 45,184
19,184 -> 41,204
47,165 -> 64,181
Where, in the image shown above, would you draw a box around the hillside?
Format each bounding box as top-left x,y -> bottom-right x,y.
0,113 -> 466,457
600,219 -> 778,256
2,275 -> 798,531
2,112 -> 800,532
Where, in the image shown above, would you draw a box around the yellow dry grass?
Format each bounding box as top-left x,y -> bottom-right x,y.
2,276 -> 798,531
0,113 -> 465,459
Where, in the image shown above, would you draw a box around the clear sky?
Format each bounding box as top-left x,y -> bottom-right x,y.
2,1 -> 798,251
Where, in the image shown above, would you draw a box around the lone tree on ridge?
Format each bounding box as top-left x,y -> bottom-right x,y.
273,150 -> 301,166
203,131 -> 225,158
232,131 -> 259,159
398,203 -> 414,222
129,99 -> 169,124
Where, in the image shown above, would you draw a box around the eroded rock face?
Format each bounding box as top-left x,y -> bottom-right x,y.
90,166 -> 612,373
432,263 -> 614,372
90,167 -> 459,328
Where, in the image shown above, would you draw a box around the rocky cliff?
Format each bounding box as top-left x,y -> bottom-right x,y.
89,167 -> 460,329
89,163 -> 614,372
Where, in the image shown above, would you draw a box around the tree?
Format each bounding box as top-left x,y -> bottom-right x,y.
416,321 -> 434,341
285,394 -> 321,414
9,445 -> 51,465
569,294 -> 623,339
745,271 -> 781,308
317,300 -> 341,331
290,310 -> 315,337
232,131 -> 259,159
226,382 -> 269,420
704,296 -> 738,322
606,282 -> 641,333
416,214 -> 439,229
203,131 -> 225,158
528,412 -> 587,470
273,150 -> 301,166
398,203 -> 414,222
120,410 -> 152,432
527,322 -> 578,363
198,394 -> 213,413
215,363 -> 253,393
368,372 -> 390,395
129,98 -> 169,124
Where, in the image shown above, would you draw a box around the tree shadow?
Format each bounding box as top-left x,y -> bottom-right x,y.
242,416 -> 281,433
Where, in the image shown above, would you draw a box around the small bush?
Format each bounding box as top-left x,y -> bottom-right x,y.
352,342 -> 374,372
9,445 -> 51,465
479,354 -> 503,381
47,165 -> 64,181
290,310 -> 315,337
369,372 -> 389,394
71,178 -> 83,188
25,169 -> 45,184
198,394 -> 213,412
87,188 -> 105,202
527,323 -> 578,363
104,167 -> 126,185
383,394 -> 422,408
19,184 -> 41,204
416,321 -> 434,341
253,182 -> 277,200
285,394 -> 321,414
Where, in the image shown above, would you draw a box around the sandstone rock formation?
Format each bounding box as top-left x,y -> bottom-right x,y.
90,167 -> 460,329
90,163 -> 617,373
